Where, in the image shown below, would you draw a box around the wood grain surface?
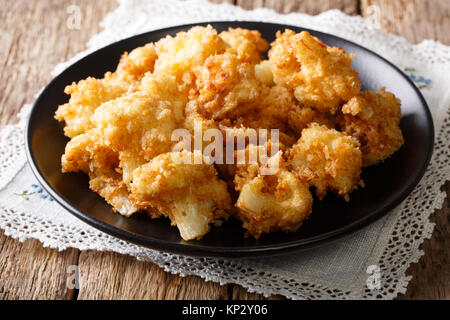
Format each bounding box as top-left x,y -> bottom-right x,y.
0,0 -> 448,300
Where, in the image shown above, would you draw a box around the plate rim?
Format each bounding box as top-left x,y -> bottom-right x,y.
25,21 -> 435,257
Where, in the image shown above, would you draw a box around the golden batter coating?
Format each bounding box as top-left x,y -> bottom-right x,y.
234,146 -> 313,238
61,128 -> 140,217
288,106 -> 336,135
289,124 -> 363,200
234,84 -> 336,143
91,90 -> 181,188
339,88 -> 404,166
192,52 -> 267,120
154,25 -> 227,91
116,43 -> 158,78
269,29 -> 361,114
130,151 -> 231,240
220,27 -> 268,63
55,43 -> 158,138
56,26 -> 403,240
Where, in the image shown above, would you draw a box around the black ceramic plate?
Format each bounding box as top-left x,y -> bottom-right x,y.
26,21 -> 434,257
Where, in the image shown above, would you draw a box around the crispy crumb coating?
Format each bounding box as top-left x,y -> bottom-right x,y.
234,85 -> 295,134
92,91 -> 179,157
289,124 -> 363,200
116,43 -> 158,77
130,151 -> 231,240
339,88 -> 404,166
56,25 -> 404,240
219,27 -> 268,63
254,60 -> 274,86
54,75 -> 129,138
234,146 -> 313,238
192,52 -> 267,120
61,128 -> 140,216
269,29 -> 361,114
55,44 -> 158,138
234,85 -> 335,143
154,25 -> 227,90
288,105 -> 336,135
91,90 -> 180,187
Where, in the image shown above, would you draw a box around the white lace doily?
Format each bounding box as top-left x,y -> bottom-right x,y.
0,0 -> 449,300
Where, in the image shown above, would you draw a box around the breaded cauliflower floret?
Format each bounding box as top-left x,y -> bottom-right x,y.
288,105 -> 336,135
115,43 -> 157,78
130,151 -> 231,240
236,171 -> 313,238
54,75 -> 130,138
154,25 -> 227,90
55,44 -> 158,138
233,142 -> 285,190
91,91 -> 180,186
234,147 -> 313,238
92,91 -> 179,158
235,85 -> 335,144
339,88 -> 404,166
254,60 -> 274,86
55,25 -> 406,241
219,27 -> 268,63
235,85 -> 295,134
268,30 -> 360,114
61,128 -> 116,177
192,52 -> 267,120
289,123 -> 363,200
137,72 -> 187,121
61,128 -> 139,216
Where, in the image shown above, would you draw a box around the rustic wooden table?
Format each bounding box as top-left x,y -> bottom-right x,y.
0,0 -> 448,300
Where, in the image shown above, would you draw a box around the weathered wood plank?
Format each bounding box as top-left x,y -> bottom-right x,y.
77,250 -> 228,300
0,0 -> 118,127
361,0 -> 450,45
0,231 -> 79,299
236,0 -> 359,15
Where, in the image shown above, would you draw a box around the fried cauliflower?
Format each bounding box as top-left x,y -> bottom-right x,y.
55,44 -> 158,138
339,88 -> 404,166
220,27 -> 268,63
269,30 -> 361,114
154,25 -> 227,90
288,106 -> 336,135
234,146 -> 313,238
91,90 -> 180,186
61,128 -> 140,216
130,151 -> 231,240
254,60 -> 274,86
56,25 -> 403,240
191,52 -> 267,120
54,75 -> 130,138
289,124 -> 363,200
234,85 -> 295,134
